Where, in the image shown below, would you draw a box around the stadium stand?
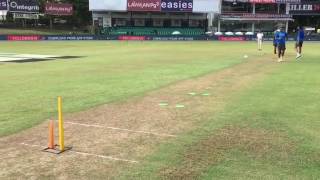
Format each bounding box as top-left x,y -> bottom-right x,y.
102,27 -> 205,36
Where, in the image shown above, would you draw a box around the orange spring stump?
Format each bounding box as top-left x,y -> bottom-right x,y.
48,120 -> 55,149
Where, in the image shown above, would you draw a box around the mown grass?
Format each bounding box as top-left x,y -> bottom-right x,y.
2,41 -> 319,179
119,42 -> 320,179
0,41 -> 249,137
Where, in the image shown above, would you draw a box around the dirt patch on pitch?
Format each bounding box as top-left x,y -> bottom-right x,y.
0,57 -> 278,179
159,126 -> 296,179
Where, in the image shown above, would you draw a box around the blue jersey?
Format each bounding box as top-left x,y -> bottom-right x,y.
273,31 -> 278,44
275,31 -> 287,45
296,30 -> 305,42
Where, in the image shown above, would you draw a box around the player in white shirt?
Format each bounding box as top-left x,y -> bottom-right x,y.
257,31 -> 264,51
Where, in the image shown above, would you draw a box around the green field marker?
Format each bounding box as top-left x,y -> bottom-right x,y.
188,92 -> 197,96
175,104 -> 185,108
202,93 -> 211,96
159,102 -> 169,107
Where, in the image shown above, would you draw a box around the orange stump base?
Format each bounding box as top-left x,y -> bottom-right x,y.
43,120 -> 71,154
48,120 -> 55,149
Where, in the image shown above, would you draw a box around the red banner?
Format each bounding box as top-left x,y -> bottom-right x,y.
118,35 -> 147,41
45,3 -> 73,16
127,0 -> 161,12
218,36 -> 245,41
7,35 -> 42,41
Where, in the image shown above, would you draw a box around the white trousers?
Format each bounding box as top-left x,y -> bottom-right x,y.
257,39 -> 263,50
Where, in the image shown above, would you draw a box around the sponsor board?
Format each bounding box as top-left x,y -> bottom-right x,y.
153,36 -> 195,40
193,0 -> 221,13
127,0 -> 161,12
161,0 -> 193,12
45,3 -> 73,16
0,35 -> 319,42
0,35 -> 6,40
0,0 -> 7,10
290,3 -> 320,15
221,13 -> 293,20
8,0 -> 39,13
218,36 -> 245,41
118,35 -> 148,40
45,35 -> 96,41
89,0 -> 127,11
7,35 -> 42,41
250,0 -> 301,3
13,13 -> 39,19
224,0 -> 301,3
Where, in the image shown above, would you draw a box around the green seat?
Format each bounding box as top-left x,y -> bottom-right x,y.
101,27 -> 205,36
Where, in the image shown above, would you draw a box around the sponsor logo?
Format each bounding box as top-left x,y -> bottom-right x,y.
0,0 -> 7,10
9,0 -> 39,13
248,0 -> 301,3
218,36 -> 245,41
221,13 -> 292,19
45,36 -> 95,41
290,4 -> 320,14
118,35 -> 148,40
128,0 -> 161,11
161,0 -> 193,12
7,35 -> 42,41
45,3 -> 73,16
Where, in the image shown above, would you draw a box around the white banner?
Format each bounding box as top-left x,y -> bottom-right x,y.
89,0 -> 127,11
13,13 -> 39,19
193,0 -> 221,13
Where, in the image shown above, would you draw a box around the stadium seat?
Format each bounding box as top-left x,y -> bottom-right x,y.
102,27 -> 205,36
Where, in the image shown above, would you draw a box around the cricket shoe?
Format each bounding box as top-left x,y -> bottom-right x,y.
296,54 -> 302,59
278,57 -> 284,62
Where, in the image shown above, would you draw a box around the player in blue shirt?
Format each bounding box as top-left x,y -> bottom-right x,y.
275,27 -> 288,62
295,26 -> 305,59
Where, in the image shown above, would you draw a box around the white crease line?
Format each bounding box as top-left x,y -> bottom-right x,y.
71,151 -> 138,163
65,121 -> 177,138
20,143 -> 138,163
21,142 -> 43,148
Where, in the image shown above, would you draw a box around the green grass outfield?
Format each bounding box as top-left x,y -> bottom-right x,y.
0,41 -> 249,136
1,41 -> 320,179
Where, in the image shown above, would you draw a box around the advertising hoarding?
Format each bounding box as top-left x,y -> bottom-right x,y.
0,0 -> 7,10
193,0 -> 220,13
161,0 -> 193,12
89,0 -> 127,11
290,3 -> 320,15
13,13 -> 39,19
128,0 -> 161,12
8,0 -> 39,13
45,3 -> 73,16
223,0 -> 301,3
7,35 -> 42,41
